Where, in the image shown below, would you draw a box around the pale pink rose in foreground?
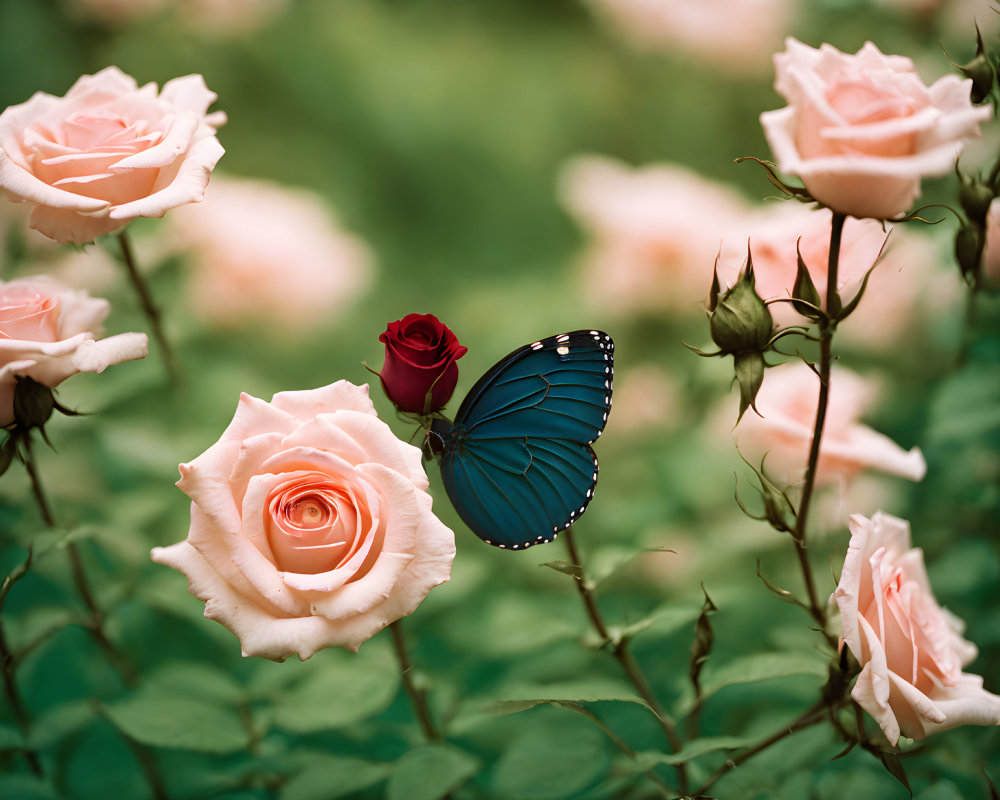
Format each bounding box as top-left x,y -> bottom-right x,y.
151,381 -> 455,660
0,276 -> 148,426
167,176 -> 372,332
718,204 -> 945,347
585,0 -> 795,74
734,361 -> 926,486
760,39 -> 989,219
0,67 -> 226,244
834,511 -> 1000,744
560,156 -> 749,316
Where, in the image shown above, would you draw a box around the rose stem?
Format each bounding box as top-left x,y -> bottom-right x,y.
563,526 -> 688,796
694,699 -> 835,795
789,212 -> 845,650
117,230 -> 180,386
22,435 -> 136,685
22,435 -> 167,799
389,619 -> 443,743
0,545 -> 45,776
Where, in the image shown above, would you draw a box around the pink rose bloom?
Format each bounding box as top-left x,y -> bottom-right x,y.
0,276 -> 148,426
734,361 -> 926,486
760,39 -> 989,219
981,198 -> 1000,289
0,66 -> 226,244
560,156 -> 749,315
167,176 -> 372,332
834,511 -> 1000,744
585,0 -> 795,74
718,204 -> 944,348
151,381 -> 456,661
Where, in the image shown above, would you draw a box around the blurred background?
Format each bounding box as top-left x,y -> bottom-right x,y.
1,1 -> 998,798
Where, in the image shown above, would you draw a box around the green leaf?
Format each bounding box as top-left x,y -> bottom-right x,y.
689,585 -> 717,697
386,745 -> 480,800
270,644 -> 399,733
492,723 -> 609,800
0,724 -> 23,752
634,735 -> 756,767
146,661 -> 246,705
694,651 -> 827,706
102,691 -> 249,753
487,680 -> 648,716
538,560 -> 583,580
875,749 -> 912,795
791,242 -> 824,320
27,700 -> 96,750
0,774 -> 58,800
280,755 -> 392,800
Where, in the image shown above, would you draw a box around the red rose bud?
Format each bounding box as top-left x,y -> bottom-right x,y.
378,314 -> 468,414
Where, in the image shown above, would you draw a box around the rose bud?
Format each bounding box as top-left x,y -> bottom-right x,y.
709,262 -> 773,356
378,314 -> 468,414
12,376 -> 54,430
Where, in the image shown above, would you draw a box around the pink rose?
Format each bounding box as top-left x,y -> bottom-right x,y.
982,199 -> 1000,289
560,155 -> 749,315
733,361 -> 926,486
167,176 -> 372,332
585,0 -> 795,74
760,39 -> 989,219
834,511 -> 1000,744
718,204 -> 946,348
150,381 -> 456,660
0,66 -> 226,244
0,276 -> 148,426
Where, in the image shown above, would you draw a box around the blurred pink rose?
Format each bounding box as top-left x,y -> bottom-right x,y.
734,361 -> 926,486
585,0 -> 795,74
760,39 -> 989,219
0,66 -> 226,244
0,276 -> 148,426
835,511 -> 1000,744
982,198 -> 1000,288
560,155 -> 749,315
168,176 -> 372,332
68,0 -> 287,33
151,381 -> 455,660
718,204 -> 946,348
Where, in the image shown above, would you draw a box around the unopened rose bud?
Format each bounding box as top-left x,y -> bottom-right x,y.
960,177 -> 994,227
955,223 -> 984,280
709,267 -> 773,356
12,376 -> 55,430
961,28 -> 995,104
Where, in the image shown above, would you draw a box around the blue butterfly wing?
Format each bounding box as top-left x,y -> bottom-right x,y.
437,330 -> 613,549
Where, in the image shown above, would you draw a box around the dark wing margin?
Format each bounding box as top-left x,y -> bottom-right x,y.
438,330 -> 613,549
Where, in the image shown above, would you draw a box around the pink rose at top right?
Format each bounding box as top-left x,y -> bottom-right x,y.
717,204 -> 952,349
760,38 -> 989,220
734,360 -> 926,488
834,511 -> 1000,745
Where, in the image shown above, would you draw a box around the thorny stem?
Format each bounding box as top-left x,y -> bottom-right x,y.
563,526 -> 688,796
789,212 -> 845,650
389,619 -> 443,744
117,230 -> 180,385
0,546 -> 44,776
21,434 -> 165,798
695,700 -> 836,795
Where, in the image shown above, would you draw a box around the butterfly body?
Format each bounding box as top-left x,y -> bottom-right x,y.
430,330 -> 614,550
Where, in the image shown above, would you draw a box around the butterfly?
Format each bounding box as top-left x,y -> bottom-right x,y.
425,330 -> 614,550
